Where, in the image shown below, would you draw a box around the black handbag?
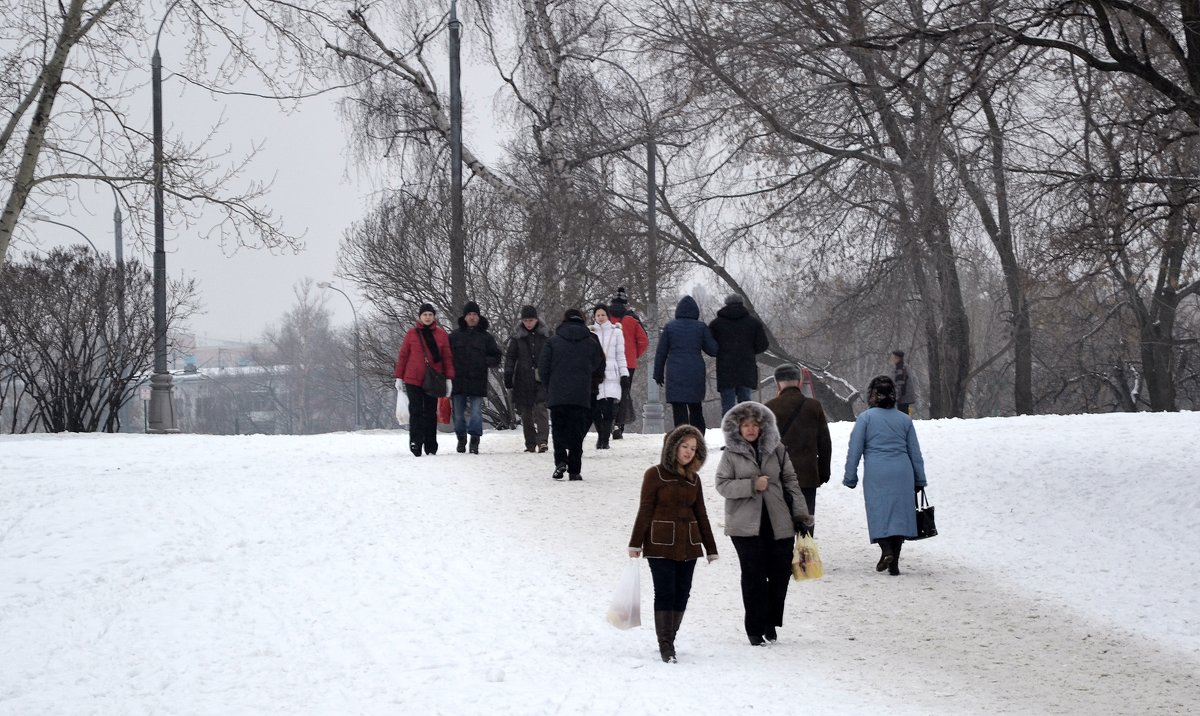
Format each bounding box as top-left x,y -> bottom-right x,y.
913,488 -> 937,540
418,333 -> 448,397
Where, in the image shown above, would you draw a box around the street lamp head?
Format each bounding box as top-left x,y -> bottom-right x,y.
317,281 -> 332,289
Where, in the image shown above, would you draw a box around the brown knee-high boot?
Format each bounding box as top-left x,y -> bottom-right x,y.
670,611 -> 685,660
654,611 -> 676,663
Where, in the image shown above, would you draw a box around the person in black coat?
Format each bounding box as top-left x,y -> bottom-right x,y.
504,304 -> 551,453
709,294 -> 770,417
449,301 -> 502,454
538,308 -> 605,481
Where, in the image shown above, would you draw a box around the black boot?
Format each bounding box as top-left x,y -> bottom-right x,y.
889,538 -> 903,576
611,424 -> 624,440
469,435 -> 479,454
456,433 -> 467,453
597,419 -> 612,449
410,442 -> 422,457
654,611 -> 676,663
876,540 -> 893,572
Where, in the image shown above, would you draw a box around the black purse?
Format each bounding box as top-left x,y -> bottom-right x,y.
418,332 -> 448,397
913,488 -> 937,540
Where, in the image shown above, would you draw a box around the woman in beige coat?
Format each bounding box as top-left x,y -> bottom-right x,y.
628,424 -> 719,663
715,401 -> 813,646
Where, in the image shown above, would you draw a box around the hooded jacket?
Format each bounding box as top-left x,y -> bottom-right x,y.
537,317 -> 606,409
714,401 -> 812,539
592,319 -> 629,400
449,313 -> 502,397
653,296 -> 718,404
503,319 -> 550,408
628,425 -> 719,561
708,301 -> 770,391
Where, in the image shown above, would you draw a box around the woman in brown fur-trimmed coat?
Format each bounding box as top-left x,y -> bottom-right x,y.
628,424 -> 719,663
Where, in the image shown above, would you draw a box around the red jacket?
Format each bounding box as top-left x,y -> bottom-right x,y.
613,315 -> 649,370
395,323 -> 455,386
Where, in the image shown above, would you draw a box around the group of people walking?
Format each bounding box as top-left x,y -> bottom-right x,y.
628,362 -> 926,663
393,293 -> 928,665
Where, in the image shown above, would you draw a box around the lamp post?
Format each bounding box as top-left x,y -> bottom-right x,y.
147,0 -> 183,433
642,140 -> 664,434
448,0 -> 466,311
318,282 -> 362,430
29,215 -> 101,255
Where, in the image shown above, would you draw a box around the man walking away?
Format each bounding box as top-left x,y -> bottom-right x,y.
765,363 -> 832,533
449,301 -> 503,454
891,350 -> 916,416
709,294 -> 770,417
504,305 -> 551,453
538,308 -> 605,481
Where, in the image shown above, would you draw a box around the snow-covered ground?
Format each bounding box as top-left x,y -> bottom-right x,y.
2,412 -> 1198,715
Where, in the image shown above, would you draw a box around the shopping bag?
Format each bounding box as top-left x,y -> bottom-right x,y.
437,396 -> 453,425
395,380 -> 409,426
791,534 -> 824,581
913,488 -> 937,540
606,560 -> 642,630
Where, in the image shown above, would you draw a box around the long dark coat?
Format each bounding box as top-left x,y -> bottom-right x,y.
503,319 -> 550,408
765,387 -> 833,488
628,425 -> 719,561
537,317 -> 605,409
449,316 -> 502,397
708,303 -> 769,391
653,296 -> 718,404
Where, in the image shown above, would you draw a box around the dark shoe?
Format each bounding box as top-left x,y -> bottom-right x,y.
524,446 -> 537,453
552,464 -> 567,481
537,443 -> 548,453
889,540 -> 902,575
611,424 -> 624,440
425,444 -> 438,456
765,625 -> 777,643
889,560 -> 901,576
568,474 -> 582,481
748,634 -> 766,647
456,434 -> 467,453
410,443 -> 422,457
469,435 -> 480,454
876,554 -> 893,572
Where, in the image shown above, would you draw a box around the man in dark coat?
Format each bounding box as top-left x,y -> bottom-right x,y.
449,301 -> 502,454
709,294 -> 770,417
538,308 -> 605,481
765,363 -> 832,533
653,295 -> 718,431
891,350 -> 916,416
503,304 -> 550,453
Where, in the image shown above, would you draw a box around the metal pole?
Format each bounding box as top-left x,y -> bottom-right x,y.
448,0 -> 466,312
147,20 -> 178,432
642,139 -> 664,434
319,282 -> 362,430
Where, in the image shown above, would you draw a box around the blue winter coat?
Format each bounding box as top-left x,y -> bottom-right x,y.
653,296 -> 718,404
843,407 -> 927,543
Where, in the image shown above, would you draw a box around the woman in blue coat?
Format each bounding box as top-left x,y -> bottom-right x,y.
843,375 -> 927,575
653,295 -> 719,431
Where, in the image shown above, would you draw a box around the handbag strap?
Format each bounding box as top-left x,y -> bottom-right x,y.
916,488 -> 930,509
778,396 -> 807,438
417,327 -> 434,366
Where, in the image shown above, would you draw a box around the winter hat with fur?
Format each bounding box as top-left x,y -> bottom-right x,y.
660,424 -> 707,477
720,400 -> 781,457
774,363 -> 802,383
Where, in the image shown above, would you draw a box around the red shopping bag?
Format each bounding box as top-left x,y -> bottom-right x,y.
437,396 -> 453,425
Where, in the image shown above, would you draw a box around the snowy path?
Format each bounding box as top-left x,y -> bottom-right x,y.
1,412 -> 1198,714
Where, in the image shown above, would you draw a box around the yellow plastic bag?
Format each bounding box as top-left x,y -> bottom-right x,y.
791,534 -> 824,581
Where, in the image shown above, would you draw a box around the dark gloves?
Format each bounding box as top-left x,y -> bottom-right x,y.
620,375 -> 631,391
793,517 -> 811,536
915,485 -> 924,492
655,378 -> 664,387
820,472 -> 830,485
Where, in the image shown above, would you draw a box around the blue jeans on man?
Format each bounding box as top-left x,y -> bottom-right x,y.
720,386 -> 754,417
452,394 -> 484,436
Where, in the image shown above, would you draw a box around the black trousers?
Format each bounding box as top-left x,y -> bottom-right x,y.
593,397 -> 617,427
801,487 -> 817,536
731,530 -> 794,638
616,368 -> 636,427
550,405 -> 591,475
670,402 -> 706,432
647,557 -> 697,612
405,384 -> 440,453
518,400 -> 550,448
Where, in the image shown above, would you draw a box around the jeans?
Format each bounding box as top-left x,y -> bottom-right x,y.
720,386 -> 754,417
452,394 -> 484,436
647,558 -> 697,612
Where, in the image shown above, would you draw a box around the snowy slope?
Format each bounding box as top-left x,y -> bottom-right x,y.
2,412 -> 1198,715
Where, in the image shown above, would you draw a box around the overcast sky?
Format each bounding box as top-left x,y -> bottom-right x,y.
25,21 -> 504,346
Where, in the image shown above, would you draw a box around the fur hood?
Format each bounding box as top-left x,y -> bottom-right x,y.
509,318 -> 550,341
660,424 -> 707,477
721,400 -> 781,458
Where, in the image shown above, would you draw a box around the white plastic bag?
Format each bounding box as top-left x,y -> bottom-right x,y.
394,379 -> 409,426
606,560 -> 641,630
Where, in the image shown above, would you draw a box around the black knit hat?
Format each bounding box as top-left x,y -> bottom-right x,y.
609,302 -> 626,319
461,300 -> 481,317
892,350 -> 905,359
520,304 -> 538,319
725,294 -> 744,305
417,303 -> 436,316
612,286 -> 629,304
563,308 -> 584,322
